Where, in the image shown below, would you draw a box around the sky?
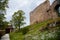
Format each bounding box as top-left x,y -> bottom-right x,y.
5,0 -> 55,27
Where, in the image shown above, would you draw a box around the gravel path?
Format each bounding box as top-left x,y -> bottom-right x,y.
1,34 -> 10,40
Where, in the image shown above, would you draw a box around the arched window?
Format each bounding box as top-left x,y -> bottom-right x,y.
57,0 -> 60,4
55,4 -> 60,17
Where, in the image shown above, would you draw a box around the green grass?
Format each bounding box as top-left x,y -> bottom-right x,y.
10,18 -> 60,40
10,32 -> 24,40
27,18 -> 60,34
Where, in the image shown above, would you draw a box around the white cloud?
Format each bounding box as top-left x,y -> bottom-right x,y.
36,0 -> 46,6
49,0 -> 55,5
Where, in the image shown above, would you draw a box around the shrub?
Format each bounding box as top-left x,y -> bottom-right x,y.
21,27 -> 29,35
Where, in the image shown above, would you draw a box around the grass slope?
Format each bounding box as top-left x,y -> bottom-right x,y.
10,18 -> 60,40
10,32 -> 24,40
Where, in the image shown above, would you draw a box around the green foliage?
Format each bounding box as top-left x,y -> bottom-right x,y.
0,0 -> 8,30
12,10 -> 25,30
10,32 -> 24,40
0,14 -> 5,28
55,25 -> 60,40
0,21 -> 9,30
10,18 -> 60,40
21,27 -> 29,35
0,0 -> 8,10
0,14 -> 5,21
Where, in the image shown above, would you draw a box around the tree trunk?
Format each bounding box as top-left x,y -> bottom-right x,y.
19,25 -> 20,31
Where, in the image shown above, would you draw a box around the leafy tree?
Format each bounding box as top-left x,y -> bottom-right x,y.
12,10 -> 25,30
0,0 -> 8,10
0,0 -> 8,29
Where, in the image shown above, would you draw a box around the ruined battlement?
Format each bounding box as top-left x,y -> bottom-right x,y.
30,0 -> 60,24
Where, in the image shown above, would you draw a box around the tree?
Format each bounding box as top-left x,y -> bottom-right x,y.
0,0 -> 8,10
0,0 -> 8,29
12,10 -> 25,30
0,0 -> 8,39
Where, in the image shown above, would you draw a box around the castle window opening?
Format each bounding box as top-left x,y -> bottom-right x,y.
47,10 -> 49,12
47,9 -> 50,16
47,9 -> 50,12
57,6 -> 60,17
57,0 -> 60,4
55,4 -> 60,17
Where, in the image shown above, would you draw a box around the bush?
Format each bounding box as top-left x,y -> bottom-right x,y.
55,26 -> 60,40
21,27 -> 29,35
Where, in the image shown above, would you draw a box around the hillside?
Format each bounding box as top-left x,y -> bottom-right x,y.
10,18 -> 60,40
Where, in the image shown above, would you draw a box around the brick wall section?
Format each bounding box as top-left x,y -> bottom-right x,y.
30,0 -> 59,25
49,0 -> 58,19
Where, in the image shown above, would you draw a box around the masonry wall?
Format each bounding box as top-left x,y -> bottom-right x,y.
30,0 -> 58,24
49,0 -> 58,19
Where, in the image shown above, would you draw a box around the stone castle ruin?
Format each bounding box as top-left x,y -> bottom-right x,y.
30,0 -> 60,24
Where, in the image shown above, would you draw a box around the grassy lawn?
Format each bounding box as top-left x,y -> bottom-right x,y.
10,32 -> 24,40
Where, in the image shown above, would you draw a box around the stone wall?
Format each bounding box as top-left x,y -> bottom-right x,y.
30,0 -> 59,24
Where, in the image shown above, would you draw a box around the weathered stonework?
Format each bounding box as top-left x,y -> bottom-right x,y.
30,0 -> 60,24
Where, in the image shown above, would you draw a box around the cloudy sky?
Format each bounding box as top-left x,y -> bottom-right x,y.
5,0 -> 55,26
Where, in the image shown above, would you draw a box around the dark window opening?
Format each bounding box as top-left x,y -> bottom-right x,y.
55,4 -> 60,17
47,9 -> 50,16
57,0 -> 60,4
47,9 -> 50,12
47,10 -> 49,12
